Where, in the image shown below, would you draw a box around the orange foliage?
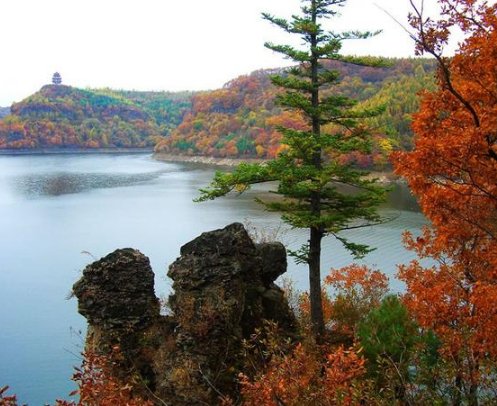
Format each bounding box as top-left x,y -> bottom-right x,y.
394,1 -> 497,253
299,265 -> 388,339
240,343 -> 367,406
324,265 -> 389,299
155,70 -> 282,158
393,0 -> 497,399
265,110 -> 307,132
55,348 -> 153,406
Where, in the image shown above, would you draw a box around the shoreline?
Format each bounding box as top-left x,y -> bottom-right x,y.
0,149 -> 399,183
153,152 -> 265,167
0,147 -> 154,155
153,153 -> 398,183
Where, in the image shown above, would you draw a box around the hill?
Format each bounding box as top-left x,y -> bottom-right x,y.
0,85 -> 191,150
0,59 -> 435,157
155,58 -> 436,166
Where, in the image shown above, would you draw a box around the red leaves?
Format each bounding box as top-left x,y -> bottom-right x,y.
0,386 -> 20,406
240,343 -> 367,406
239,266 -> 385,406
54,349 -> 153,406
394,0 -> 497,398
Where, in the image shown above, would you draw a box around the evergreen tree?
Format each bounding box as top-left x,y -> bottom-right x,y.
197,0 -> 387,340
52,72 -> 62,85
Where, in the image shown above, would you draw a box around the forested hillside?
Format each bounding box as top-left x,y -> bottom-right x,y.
0,59 -> 435,155
155,58 -> 436,166
0,85 -> 191,149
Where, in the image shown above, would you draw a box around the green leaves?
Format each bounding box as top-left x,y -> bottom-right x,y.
261,13 -> 291,32
334,235 -> 374,259
275,92 -> 314,114
357,295 -> 418,377
270,75 -> 314,92
264,43 -> 310,62
313,39 -> 342,58
195,163 -> 272,202
337,54 -> 391,68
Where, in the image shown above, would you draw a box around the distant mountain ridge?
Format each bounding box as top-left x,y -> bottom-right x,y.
0,85 -> 191,150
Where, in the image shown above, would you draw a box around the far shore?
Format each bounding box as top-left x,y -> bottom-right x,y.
153,152 -> 265,167
0,148 -> 399,183
0,147 -> 154,155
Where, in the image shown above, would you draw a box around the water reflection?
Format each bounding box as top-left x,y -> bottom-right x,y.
385,182 -> 420,212
14,171 -> 165,197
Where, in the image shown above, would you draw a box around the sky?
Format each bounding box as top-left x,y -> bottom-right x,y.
0,0 -> 441,106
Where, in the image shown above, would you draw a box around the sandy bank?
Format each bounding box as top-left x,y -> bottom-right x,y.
153,153 -> 265,167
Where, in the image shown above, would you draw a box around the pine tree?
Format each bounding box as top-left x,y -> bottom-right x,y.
197,0 -> 387,340
52,72 -> 62,85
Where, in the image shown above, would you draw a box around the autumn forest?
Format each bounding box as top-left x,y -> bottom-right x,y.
0,58 -> 434,166
2,0 -> 497,405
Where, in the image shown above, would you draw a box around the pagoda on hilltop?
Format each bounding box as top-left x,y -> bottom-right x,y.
52,72 -> 62,85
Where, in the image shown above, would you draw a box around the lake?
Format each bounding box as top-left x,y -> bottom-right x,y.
0,153 -> 426,404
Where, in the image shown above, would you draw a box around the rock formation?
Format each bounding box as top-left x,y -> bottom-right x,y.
73,223 -> 297,405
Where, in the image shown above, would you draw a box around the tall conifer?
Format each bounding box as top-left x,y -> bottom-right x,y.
198,0 -> 387,340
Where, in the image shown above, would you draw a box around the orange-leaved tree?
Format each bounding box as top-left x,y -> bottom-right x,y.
299,264 -> 389,342
238,265 -> 389,405
393,0 -> 497,404
239,342 -> 368,406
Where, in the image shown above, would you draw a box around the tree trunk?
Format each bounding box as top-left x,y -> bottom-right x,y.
454,372 -> 462,406
308,0 -> 325,342
468,383 -> 478,406
309,225 -> 325,340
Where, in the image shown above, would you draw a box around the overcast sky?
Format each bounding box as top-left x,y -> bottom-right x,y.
0,0 -> 441,106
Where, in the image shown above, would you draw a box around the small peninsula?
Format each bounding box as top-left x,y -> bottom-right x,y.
0,84 -> 191,150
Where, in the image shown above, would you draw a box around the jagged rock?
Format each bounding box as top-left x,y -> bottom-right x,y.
258,241 -> 287,285
73,223 -> 297,405
73,248 -> 160,330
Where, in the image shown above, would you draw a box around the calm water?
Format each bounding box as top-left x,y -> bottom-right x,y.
0,153 -> 426,404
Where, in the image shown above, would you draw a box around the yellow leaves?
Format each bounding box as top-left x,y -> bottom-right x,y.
234,183 -> 249,193
255,145 -> 266,157
377,138 -> 393,155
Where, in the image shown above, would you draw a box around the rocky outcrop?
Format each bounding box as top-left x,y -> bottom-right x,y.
73,223 -> 297,405
73,248 -> 165,394
73,248 -> 160,330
